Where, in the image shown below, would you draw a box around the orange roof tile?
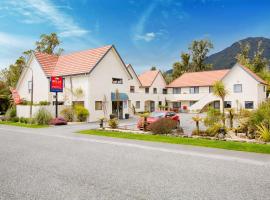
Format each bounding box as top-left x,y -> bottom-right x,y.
167,69 -> 230,88
138,70 -> 159,87
34,45 -> 112,76
34,52 -> 58,76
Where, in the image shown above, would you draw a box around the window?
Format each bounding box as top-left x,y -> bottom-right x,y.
214,101 -> 220,109
234,84 -> 242,93
130,86 -> 135,93
173,102 -> 181,108
190,87 -> 199,94
209,86 -> 213,93
153,88 -> 157,94
145,87 -> 149,94
158,101 -> 162,106
190,101 -> 196,106
95,101 -> 102,110
224,101 -> 232,108
28,81 -> 32,93
163,89 -> 167,94
245,101 -> 254,109
136,101 -> 140,109
173,88 -> 181,94
112,78 -> 123,84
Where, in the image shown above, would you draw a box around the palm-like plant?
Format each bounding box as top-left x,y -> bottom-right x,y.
227,108 -> 235,129
213,81 -> 228,126
256,123 -> 270,142
192,115 -> 202,134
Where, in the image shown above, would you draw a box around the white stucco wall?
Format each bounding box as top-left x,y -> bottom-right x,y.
16,56 -> 50,103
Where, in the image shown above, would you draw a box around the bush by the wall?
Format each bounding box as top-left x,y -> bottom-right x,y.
204,107 -> 221,127
60,107 -> 75,122
205,123 -> 225,137
108,118 -> 119,129
34,108 -> 52,125
149,118 -> 177,135
74,105 -> 89,122
5,107 -> 16,121
10,116 -> 19,122
39,101 -> 51,105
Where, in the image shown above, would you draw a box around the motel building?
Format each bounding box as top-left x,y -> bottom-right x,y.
16,45 -> 268,122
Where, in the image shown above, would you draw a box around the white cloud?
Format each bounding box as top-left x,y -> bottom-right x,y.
0,0 -> 89,38
135,32 -> 156,42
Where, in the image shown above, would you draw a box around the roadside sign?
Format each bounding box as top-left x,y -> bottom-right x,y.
50,76 -> 63,92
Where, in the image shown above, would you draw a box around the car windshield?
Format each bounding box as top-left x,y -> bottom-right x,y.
149,112 -> 165,118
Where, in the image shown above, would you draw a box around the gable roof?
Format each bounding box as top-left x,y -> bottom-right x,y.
126,64 -> 142,86
237,63 -> 267,85
34,45 -> 112,76
167,69 -> 230,88
34,52 -> 59,76
138,70 -> 160,87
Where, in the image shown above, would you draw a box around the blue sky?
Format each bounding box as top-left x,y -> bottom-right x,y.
0,0 -> 270,73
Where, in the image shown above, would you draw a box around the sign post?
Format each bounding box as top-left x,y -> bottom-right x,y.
50,76 -> 63,118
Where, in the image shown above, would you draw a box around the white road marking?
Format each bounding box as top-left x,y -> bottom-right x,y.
0,126 -> 269,166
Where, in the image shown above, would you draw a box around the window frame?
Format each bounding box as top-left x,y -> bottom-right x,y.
245,101 -> 254,109
145,87 -> 149,94
95,101 -> 103,110
153,88 -> 157,94
173,88 -> 181,94
190,87 -> 199,94
162,88 -> 168,94
130,86 -> 135,93
224,101 -> 232,108
233,84 -> 242,93
112,78 -> 123,84
135,101 -> 140,109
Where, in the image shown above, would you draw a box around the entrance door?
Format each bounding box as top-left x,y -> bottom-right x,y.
112,101 -> 123,119
150,101 -> 155,112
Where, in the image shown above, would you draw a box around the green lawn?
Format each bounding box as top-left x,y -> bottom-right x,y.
0,121 -> 49,128
79,129 -> 270,154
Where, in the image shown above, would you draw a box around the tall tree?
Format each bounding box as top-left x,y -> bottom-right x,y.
150,66 -> 157,71
172,53 -> 190,79
251,41 -> 268,73
35,33 -> 63,55
236,42 -> 251,67
189,39 -> 213,72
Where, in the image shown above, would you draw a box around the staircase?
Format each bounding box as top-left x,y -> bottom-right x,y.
189,93 -> 218,113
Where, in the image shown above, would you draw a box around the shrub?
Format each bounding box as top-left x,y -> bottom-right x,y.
60,107 -> 75,122
39,101 -> 51,105
192,130 -> 206,136
11,117 -> 19,122
250,101 -> 270,128
149,118 -> 177,135
19,117 -> 26,123
5,107 -> 16,120
256,123 -> 270,142
74,106 -> 89,122
34,108 -> 52,125
205,123 -> 225,137
204,107 -> 221,127
108,118 -> 118,129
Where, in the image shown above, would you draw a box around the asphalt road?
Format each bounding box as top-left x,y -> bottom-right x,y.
0,125 -> 270,200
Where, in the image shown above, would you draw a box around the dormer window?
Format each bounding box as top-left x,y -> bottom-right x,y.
112,78 -> 123,84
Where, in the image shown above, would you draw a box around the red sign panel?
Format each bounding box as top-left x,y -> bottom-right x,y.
50,76 -> 63,92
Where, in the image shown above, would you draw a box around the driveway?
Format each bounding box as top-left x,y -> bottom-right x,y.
0,125 -> 270,200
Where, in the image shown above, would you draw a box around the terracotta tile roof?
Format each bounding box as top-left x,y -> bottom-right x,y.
167,69 -> 230,88
138,70 -> 159,87
238,64 -> 267,85
34,52 -> 58,76
34,45 -> 112,76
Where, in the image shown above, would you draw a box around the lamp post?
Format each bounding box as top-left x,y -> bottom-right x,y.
25,66 -> 33,119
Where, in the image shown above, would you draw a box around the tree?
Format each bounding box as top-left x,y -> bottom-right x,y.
0,81 -> 11,113
172,53 -> 190,79
236,42 -> 251,67
150,66 -> 157,71
35,33 -> 63,55
251,41 -> 268,73
162,71 -> 173,84
189,40 -> 213,72
213,81 -> 228,126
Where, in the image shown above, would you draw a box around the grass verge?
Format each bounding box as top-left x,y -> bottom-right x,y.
79,129 -> 270,154
0,121 -> 49,128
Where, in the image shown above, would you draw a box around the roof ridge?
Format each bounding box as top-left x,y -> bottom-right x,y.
60,45 -> 113,57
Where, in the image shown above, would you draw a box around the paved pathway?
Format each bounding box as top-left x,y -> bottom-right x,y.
0,125 -> 270,200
